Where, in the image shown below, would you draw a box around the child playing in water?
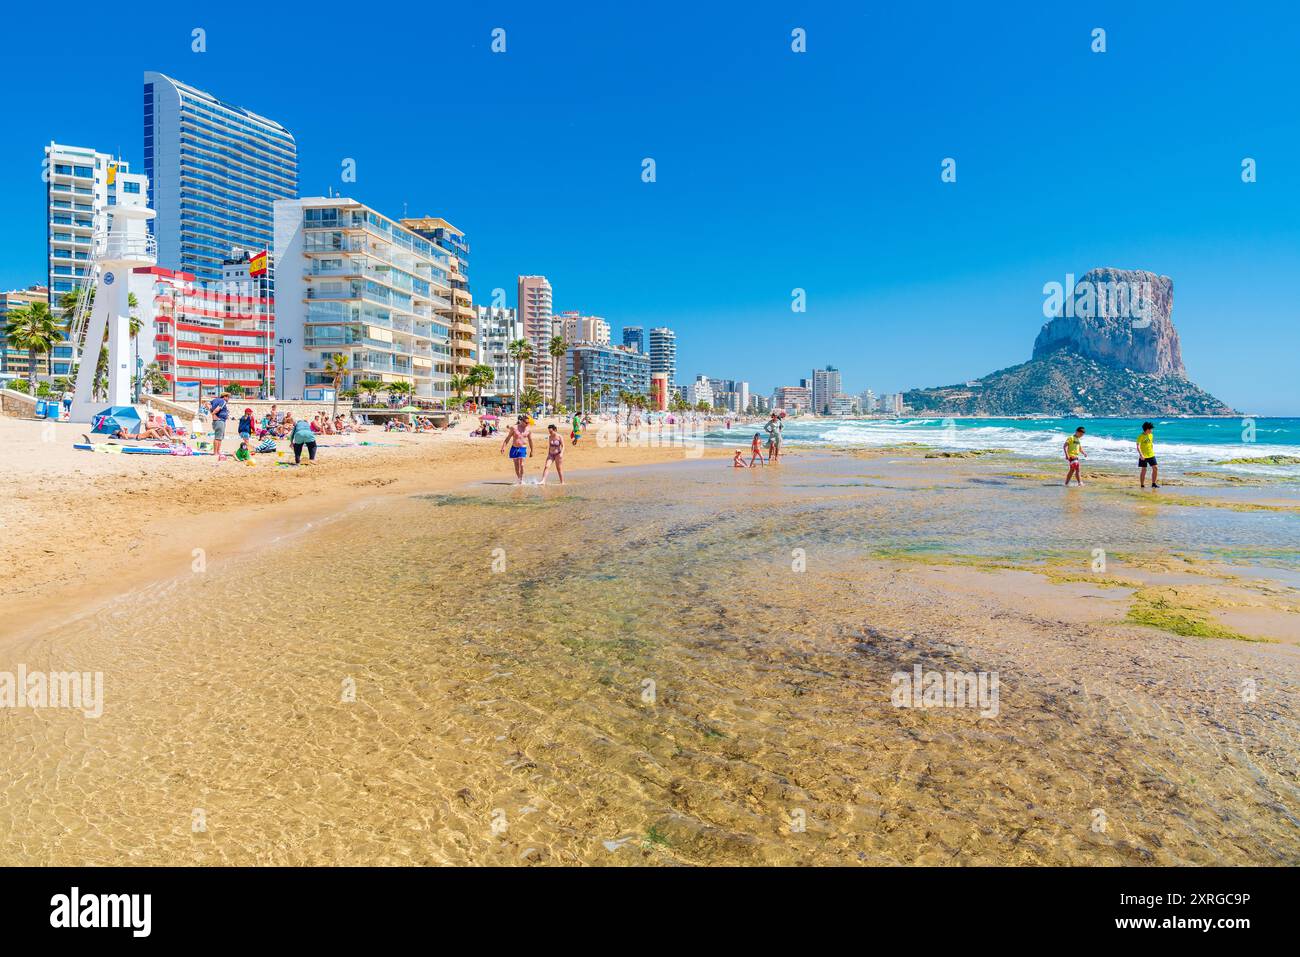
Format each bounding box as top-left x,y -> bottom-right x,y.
732,450 -> 748,468
1063,426 -> 1086,486
1137,421 -> 1159,488
540,423 -> 565,485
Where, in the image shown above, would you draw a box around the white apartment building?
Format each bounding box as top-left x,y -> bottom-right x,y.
686,374 -> 714,408
273,197 -> 454,401
476,304 -> 524,400
45,143 -> 149,302
811,365 -> 841,415
557,311 -> 610,345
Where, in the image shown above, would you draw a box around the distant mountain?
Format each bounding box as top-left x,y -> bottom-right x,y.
904,268 -> 1236,416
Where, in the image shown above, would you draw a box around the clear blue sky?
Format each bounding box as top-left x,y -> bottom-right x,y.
4,1 -> 1298,413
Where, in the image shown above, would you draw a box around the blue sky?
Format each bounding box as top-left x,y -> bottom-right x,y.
4,1 -> 1298,412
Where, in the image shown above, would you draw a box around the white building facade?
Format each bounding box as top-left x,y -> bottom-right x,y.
273,198 -> 453,402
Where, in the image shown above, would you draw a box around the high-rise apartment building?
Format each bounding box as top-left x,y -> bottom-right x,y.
0,285 -> 52,381
402,218 -> 474,377
708,378 -> 751,414
860,389 -> 877,412
517,275 -> 553,395
564,343 -> 650,411
685,374 -> 714,408
772,385 -> 812,414
556,311 -> 610,345
273,197 -> 453,401
476,304 -> 524,401
811,365 -> 841,415
648,326 -> 677,389
45,143 -> 149,302
622,326 -> 644,353
44,143 -> 151,378
144,72 -> 298,284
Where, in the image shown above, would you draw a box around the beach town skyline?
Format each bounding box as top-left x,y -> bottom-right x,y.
0,2 -> 1296,412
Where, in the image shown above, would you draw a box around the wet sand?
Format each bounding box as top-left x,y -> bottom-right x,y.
1,447 -> 1297,865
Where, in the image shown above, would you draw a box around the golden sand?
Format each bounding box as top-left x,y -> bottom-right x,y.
1,418 -> 1297,865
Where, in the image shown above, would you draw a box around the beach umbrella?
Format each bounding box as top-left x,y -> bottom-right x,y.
91,405 -> 143,435
399,405 -> 421,413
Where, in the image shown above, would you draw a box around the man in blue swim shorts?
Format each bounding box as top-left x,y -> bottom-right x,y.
501,414 -> 534,485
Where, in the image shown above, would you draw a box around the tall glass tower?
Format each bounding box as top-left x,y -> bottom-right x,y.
144,72 -> 297,284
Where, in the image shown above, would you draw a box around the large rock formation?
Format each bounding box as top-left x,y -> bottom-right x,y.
1032,268 -> 1184,376
904,267 -> 1235,416
1029,267 -> 1185,379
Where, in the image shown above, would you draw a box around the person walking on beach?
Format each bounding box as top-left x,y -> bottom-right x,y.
208,390 -> 230,460
765,412 -> 783,463
749,431 -> 766,466
1137,421 -> 1159,488
541,424 -> 566,485
571,412 -> 582,446
1063,426 -> 1086,486
501,414 -> 534,484
290,415 -> 318,464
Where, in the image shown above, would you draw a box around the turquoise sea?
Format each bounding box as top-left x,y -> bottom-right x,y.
703,417 -> 1300,477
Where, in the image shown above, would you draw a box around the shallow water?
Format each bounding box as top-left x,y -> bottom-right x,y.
1,453 -> 1297,865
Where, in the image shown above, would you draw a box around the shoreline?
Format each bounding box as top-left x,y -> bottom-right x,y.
0,416 -> 727,645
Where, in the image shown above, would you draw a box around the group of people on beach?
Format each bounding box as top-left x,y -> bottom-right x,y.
1064,421 -> 1160,488
732,411 -> 785,468
499,413 -> 577,485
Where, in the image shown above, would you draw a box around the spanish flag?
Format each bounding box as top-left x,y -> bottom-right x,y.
249,250 -> 269,277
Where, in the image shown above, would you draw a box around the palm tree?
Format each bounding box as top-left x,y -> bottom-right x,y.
507,338 -> 533,412
3,303 -> 63,394
469,363 -> 494,407
356,378 -> 383,407
520,386 -> 544,413
324,352 -> 350,419
387,380 -> 414,407
567,374 -> 583,413
547,335 -> 566,412
449,374 -> 468,407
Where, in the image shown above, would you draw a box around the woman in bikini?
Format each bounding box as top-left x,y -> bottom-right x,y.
540,423 -> 566,485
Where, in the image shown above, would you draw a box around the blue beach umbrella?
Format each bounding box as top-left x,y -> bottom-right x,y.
91,405 -> 143,435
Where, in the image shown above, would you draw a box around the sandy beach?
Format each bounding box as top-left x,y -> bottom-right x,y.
1,416 -> 1298,865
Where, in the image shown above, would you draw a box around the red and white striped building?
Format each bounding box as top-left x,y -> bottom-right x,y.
140,250 -> 275,399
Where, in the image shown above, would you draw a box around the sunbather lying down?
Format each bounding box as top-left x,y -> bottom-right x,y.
106,425 -> 175,441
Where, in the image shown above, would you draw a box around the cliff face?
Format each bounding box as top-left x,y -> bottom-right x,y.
1032,268 -> 1184,377
903,267 -> 1234,415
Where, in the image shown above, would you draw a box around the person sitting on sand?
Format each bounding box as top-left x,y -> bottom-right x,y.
732,450 -> 748,468
1063,427 -> 1086,486
1137,421 -> 1159,488
749,432 -> 766,466
540,424 -> 566,485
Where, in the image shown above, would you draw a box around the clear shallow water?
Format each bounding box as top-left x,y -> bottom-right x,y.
695,417 -> 1300,477
1,454 -> 1297,865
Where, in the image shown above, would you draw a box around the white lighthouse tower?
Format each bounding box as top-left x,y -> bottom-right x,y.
68,200 -> 157,423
